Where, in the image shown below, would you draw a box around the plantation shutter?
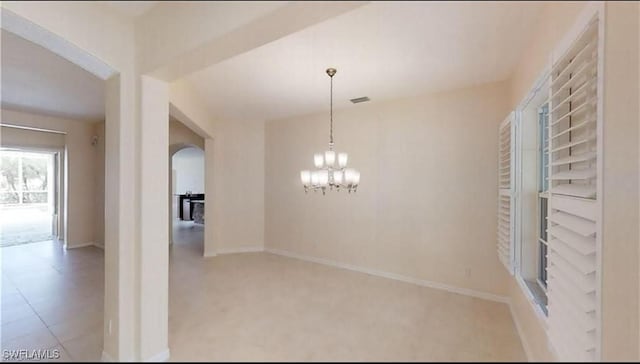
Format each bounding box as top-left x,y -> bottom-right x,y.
546,17 -> 600,362
497,112 -> 515,273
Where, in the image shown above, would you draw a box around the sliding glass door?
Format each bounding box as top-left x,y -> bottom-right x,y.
0,149 -> 55,246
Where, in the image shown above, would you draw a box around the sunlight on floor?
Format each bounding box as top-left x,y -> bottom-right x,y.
0,205 -> 52,247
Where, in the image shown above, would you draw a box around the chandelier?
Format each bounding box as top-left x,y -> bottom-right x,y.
300,68 -> 360,194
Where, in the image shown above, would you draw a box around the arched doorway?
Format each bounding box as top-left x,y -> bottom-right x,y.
169,144 -> 205,254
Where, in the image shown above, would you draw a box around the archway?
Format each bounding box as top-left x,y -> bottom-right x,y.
169,144 -> 205,254
167,105 -> 216,258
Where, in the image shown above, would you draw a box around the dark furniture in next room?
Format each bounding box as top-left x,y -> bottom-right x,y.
177,193 -> 205,221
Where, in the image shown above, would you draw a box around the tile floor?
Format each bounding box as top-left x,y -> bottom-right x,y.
1,240 -> 103,362
2,221 -> 526,362
168,246 -> 526,362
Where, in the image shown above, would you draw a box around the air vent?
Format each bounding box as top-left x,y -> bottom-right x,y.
350,96 -> 370,104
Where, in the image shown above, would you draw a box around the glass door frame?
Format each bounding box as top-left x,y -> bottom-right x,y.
0,146 -> 65,243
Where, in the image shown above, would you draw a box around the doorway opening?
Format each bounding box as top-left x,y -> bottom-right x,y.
1,21 -> 110,361
0,148 -> 58,247
171,146 -> 205,251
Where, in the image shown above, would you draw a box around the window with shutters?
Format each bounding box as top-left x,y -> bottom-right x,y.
538,103 -> 549,293
514,73 -> 550,317
504,11 -> 602,362
497,113 -> 514,273
546,15 -> 600,362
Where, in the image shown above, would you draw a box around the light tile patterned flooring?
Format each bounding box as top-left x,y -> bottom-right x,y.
168,222 -> 525,362
1,240 -> 103,361
2,221 -> 526,361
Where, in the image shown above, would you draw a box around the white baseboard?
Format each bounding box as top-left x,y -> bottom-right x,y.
217,246 -> 264,255
101,348 -> 170,362
144,348 -> 170,362
265,248 -> 509,304
65,241 -> 95,249
65,241 -> 104,250
508,302 -> 533,362
101,350 -> 114,362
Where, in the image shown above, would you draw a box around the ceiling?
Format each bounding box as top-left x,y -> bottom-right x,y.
1,30 -> 105,122
184,1 -> 543,122
107,1 -> 159,18
0,2 -> 544,124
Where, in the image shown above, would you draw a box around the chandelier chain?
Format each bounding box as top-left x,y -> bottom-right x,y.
330,73 -> 334,148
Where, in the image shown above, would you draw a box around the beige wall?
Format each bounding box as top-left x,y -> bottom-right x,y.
211,118 -> 265,253
169,81 -> 216,138
265,81 -> 512,298
507,279 -> 554,361
0,108 -> 105,248
506,1 -> 640,361
508,1 -> 587,108
94,121 -> 105,247
601,1 -> 639,360
0,125 -> 65,148
170,117 -> 204,151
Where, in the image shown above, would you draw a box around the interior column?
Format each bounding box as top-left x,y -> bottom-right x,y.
138,75 -> 170,360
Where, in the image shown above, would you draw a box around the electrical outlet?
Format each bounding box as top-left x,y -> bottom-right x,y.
465,268 -> 471,277
108,319 -> 112,335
